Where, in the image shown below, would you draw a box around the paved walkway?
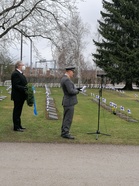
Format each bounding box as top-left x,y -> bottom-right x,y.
0,143 -> 139,186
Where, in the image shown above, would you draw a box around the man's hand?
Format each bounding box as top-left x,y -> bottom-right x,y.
77,86 -> 87,92
77,87 -> 83,91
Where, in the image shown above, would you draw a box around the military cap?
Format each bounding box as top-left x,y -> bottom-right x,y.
65,66 -> 76,71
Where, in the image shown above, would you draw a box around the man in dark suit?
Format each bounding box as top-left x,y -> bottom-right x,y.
11,61 -> 27,132
60,66 -> 82,139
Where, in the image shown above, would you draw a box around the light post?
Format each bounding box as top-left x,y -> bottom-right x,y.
20,32 -> 23,61
20,28 -> 33,74
29,38 -> 33,75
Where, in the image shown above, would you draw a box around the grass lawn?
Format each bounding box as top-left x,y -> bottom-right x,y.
0,86 -> 139,145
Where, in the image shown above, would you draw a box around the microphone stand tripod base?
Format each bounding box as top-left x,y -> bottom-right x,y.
87,131 -> 111,140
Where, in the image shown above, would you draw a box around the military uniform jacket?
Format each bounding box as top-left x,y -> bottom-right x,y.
61,75 -> 79,107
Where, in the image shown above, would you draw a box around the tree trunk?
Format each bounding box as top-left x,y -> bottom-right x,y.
122,81 -> 133,90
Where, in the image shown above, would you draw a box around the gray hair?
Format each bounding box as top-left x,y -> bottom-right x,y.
15,61 -> 22,69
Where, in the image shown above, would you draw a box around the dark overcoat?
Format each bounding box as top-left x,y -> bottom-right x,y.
11,70 -> 27,101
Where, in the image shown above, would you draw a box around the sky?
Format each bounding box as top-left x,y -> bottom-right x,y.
78,0 -> 103,63
9,0 -> 103,67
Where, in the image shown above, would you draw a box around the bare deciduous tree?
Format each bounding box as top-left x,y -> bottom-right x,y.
0,0 -> 82,45
52,13 -> 90,85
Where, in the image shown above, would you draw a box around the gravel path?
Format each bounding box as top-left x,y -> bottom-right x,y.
0,143 -> 139,186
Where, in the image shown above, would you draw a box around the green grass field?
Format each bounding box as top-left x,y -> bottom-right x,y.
0,86 -> 139,145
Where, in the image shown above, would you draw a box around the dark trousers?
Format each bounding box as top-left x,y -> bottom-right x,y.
61,106 -> 74,135
13,99 -> 25,130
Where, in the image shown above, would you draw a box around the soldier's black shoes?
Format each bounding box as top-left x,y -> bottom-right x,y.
61,134 -> 75,139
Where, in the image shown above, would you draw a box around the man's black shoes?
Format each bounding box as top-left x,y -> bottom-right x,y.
13,126 -> 26,132
14,128 -> 24,132
20,127 -> 26,130
61,134 -> 75,139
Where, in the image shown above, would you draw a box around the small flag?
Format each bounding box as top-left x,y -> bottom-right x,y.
120,106 -> 124,111
127,109 -> 131,114
113,103 -> 117,108
110,102 -> 113,107
96,95 -> 99,99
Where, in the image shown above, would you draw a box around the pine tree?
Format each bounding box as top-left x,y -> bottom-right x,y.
93,0 -> 139,90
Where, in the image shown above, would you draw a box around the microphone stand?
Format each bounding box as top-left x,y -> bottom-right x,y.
87,75 -> 111,140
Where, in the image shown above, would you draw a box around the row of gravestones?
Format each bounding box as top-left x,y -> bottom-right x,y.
92,95 -> 138,123
0,86 -> 11,101
45,85 -> 58,120
0,95 -> 7,101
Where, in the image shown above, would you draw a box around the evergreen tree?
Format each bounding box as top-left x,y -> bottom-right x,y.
93,0 -> 139,90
